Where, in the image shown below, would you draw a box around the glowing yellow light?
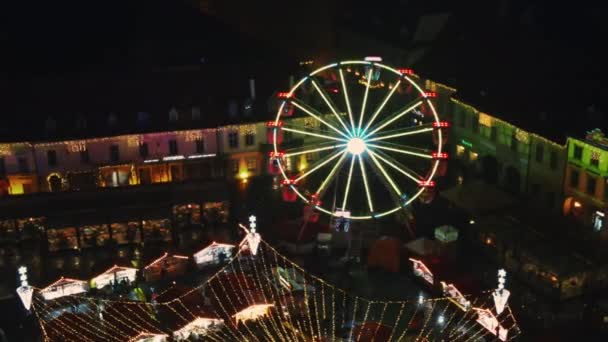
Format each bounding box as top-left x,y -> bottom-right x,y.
479,113 -> 493,127
573,201 -> 582,208
239,171 -> 249,180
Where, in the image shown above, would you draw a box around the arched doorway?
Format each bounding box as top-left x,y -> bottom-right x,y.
47,173 -> 63,192
504,166 -> 521,194
481,155 -> 499,184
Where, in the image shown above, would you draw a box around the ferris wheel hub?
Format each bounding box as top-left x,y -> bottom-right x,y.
346,137 -> 367,155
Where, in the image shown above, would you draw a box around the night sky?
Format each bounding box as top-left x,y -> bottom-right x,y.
1,0 -> 607,140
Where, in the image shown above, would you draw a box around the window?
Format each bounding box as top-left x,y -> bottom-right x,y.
169,140 -> 178,155
573,145 -> 583,160
591,151 -> 600,168
195,139 -> 205,153
471,115 -> 479,133
245,133 -> 255,146
110,145 -> 120,162
246,158 -> 257,172
0,157 -> 5,176
570,169 -> 579,188
47,150 -> 57,167
550,151 -> 558,170
231,160 -> 239,174
535,144 -> 544,163
587,176 -> 597,195
80,150 -> 90,163
228,132 -> 239,148
511,134 -> 518,151
139,143 -> 149,158
490,126 -> 497,142
18,158 -> 29,173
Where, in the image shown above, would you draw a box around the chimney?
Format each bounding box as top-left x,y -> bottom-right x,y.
249,79 -> 256,100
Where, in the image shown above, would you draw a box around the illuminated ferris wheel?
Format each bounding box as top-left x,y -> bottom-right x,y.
270,59 -> 449,220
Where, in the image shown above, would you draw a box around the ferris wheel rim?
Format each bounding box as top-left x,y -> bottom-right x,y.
272,60 -> 444,220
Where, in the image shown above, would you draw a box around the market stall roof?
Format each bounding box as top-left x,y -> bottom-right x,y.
193,241 -> 235,258
440,181 -> 516,215
127,332 -> 169,342
144,252 -> 189,270
92,265 -> 138,283
404,237 -> 440,257
41,277 -> 87,292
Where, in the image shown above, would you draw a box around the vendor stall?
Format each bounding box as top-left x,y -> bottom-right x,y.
41,277 -> 88,300
91,265 -> 138,289
193,241 -> 235,267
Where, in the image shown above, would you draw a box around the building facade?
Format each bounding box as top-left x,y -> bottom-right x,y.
563,129 -> 608,231
448,98 -> 567,212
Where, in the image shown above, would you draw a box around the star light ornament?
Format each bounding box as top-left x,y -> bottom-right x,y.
16,266 -> 34,311
493,269 -> 510,315
239,215 -> 261,256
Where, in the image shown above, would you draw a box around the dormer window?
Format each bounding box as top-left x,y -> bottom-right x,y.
75,115 -> 87,130
191,107 -> 201,120
108,113 -> 117,126
169,107 -> 179,122
45,117 -> 56,133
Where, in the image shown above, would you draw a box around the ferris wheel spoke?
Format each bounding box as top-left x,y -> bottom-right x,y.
363,99 -> 423,139
281,127 -> 347,142
360,79 -> 402,135
367,149 -> 422,184
310,79 -> 352,136
367,151 -> 402,196
294,150 -> 345,183
339,69 -> 356,134
367,142 -> 433,159
316,151 -> 348,195
282,142 -> 347,158
341,155 -> 357,210
290,99 -> 350,139
358,155 -> 374,213
366,124 -> 433,142
357,67 -> 374,134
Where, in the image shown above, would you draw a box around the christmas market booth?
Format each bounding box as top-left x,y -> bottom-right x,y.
91,265 -> 138,289
193,241 -> 235,268
143,252 -> 189,282
40,277 -> 89,300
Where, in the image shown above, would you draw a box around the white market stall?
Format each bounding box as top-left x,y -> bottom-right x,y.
41,277 -> 89,300
193,241 -> 235,267
91,265 -> 138,289
232,303 -> 274,325
173,317 -> 224,341
127,332 -> 168,342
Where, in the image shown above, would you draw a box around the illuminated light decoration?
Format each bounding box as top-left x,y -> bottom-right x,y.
238,171 -> 250,181
364,56 -> 383,62
432,121 -> 450,128
128,332 -> 169,342
346,138 -> 367,155
398,68 -> 415,75
266,121 -> 283,127
187,153 -> 216,159
162,155 -> 185,161
66,140 -> 87,153
515,128 -> 529,143
573,201 -> 582,208
460,139 -> 473,148
409,258 -> 434,284
283,144 -> 345,158
479,113 -> 493,127
232,303 -> 275,325
363,100 -> 423,138
277,92 -> 292,98
310,80 -> 352,136
493,269 -> 510,315
173,317 -> 224,341
360,80 -> 403,136
40,277 -> 88,300
473,307 -> 508,341
423,92 -> 437,98
432,152 -> 448,159
440,282 -> 471,311
238,216 -> 261,256
299,59 -> 314,66
333,209 -> 351,232
144,159 -> 160,163
417,180 -> 435,187
193,241 -> 235,267
91,265 -> 137,289
16,266 -> 33,311
339,68 -> 356,132
366,126 -> 433,142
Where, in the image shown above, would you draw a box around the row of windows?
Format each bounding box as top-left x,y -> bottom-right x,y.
534,144 -> 560,169
572,144 -> 600,168
45,139 -> 206,167
569,169 -> 608,199
231,158 -> 257,174
227,132 -> 255,149
0,157 -> 30,174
